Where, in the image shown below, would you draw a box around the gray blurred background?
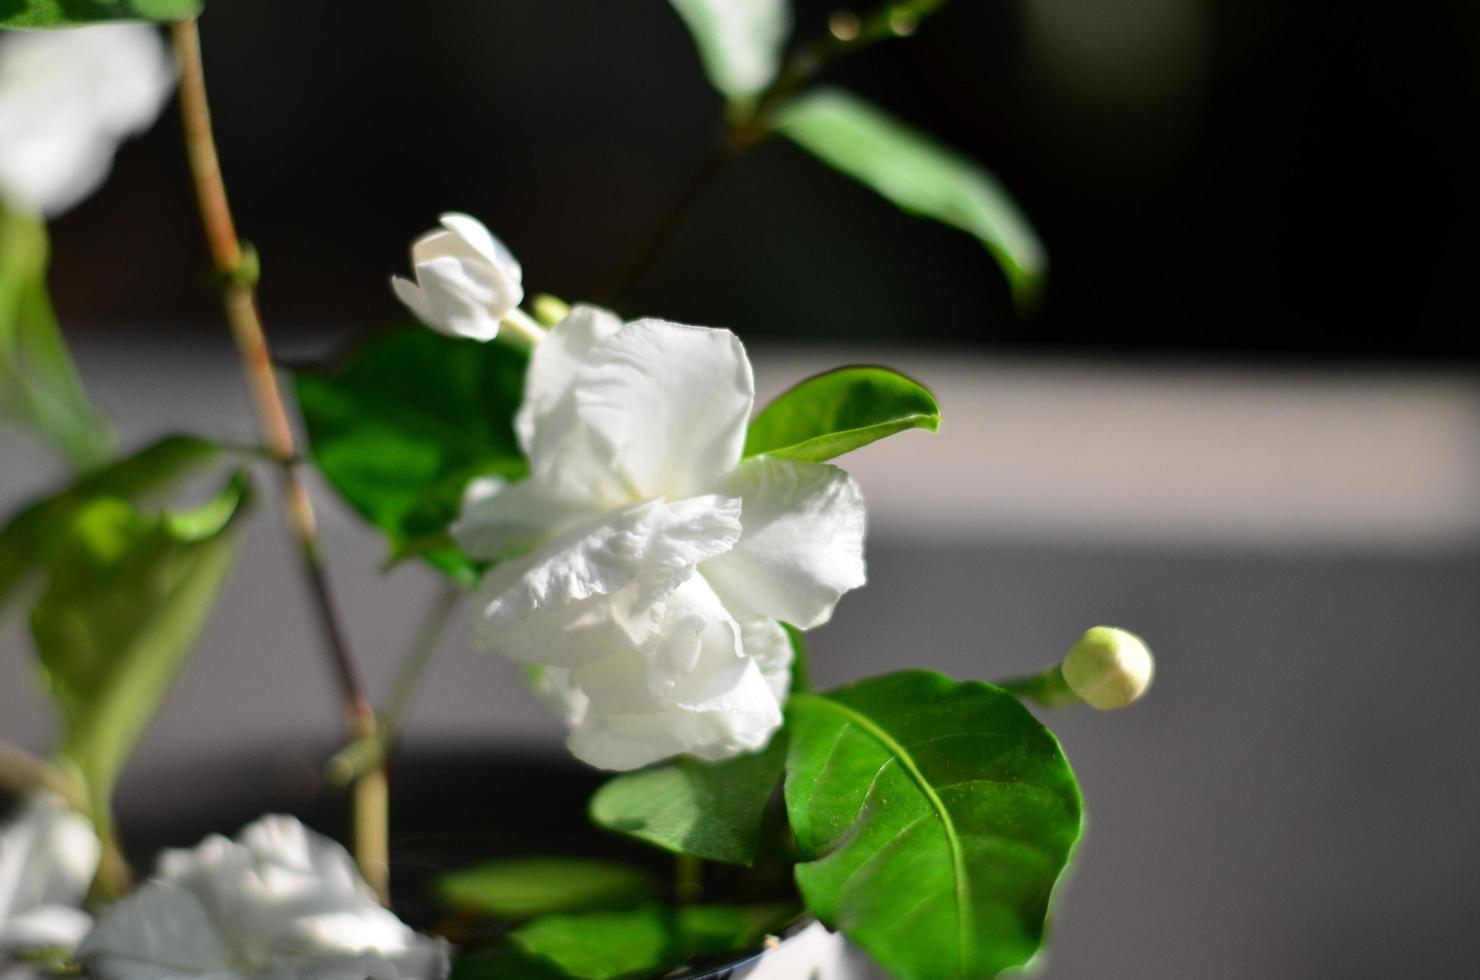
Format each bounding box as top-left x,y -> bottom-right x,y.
7,0 -> 1480,976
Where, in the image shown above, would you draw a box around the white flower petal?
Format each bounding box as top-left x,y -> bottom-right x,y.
409,255 -> 508,341
437,212 -> 521,283
736,614 -> 793,702
701,455 -> 866,629
450,475 -> 592,562
473,496 -> 741,667
0,25 -> 174,217
78,881 -> 233,976
574,319 -> 754,499
0,794 -> 99,953
515,305 -> 624,485
388,276 -> 435,327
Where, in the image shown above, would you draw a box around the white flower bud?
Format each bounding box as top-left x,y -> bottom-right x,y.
1061,626 -> 1154,710
390,213 -> 523,342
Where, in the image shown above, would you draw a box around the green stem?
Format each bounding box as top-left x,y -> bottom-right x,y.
675,854 -> 703,905
996,666 -> 1081,709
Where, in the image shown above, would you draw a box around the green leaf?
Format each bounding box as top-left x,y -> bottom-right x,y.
501,903 -> 796,980
0,0 -> 201,27
776,88 -> 1048,307
294,327 -> 529,585
435,857 -> 660,920
744,365 -> 939,462
30,473 -> 249,826
590,736 -> 786,865
0,206 -> 114,468
0,434 -> 222,617
668,0 -> 791,99
785,671 -> 1083,980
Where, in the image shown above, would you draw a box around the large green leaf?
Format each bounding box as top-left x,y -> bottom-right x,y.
785,671 -> 1083,980
0,206 -> 113,468
777,88 -> 1047,307
435,857 -> 659,920
745,365 -> 939,462
0,434 -> 222,616
464,903 -> 795,980
589,736 -> 786,865
667,0 -> 791,99
30,473 -> 249,826
294,327 -> 529,585
0,0 -> 201,27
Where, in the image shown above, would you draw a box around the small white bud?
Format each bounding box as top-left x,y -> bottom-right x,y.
1061,626 -> 1154,710
390,212 -> 523,341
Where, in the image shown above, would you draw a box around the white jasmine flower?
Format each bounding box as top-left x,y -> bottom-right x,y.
0,794 -> 99,955
0,24 -> 175,217
391,213 -> 524,342
78,815 -> 448,980
454,306 -> 866,770
1061,626 -> 1155,710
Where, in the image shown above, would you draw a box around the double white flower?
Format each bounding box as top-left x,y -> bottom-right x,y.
454,305 -> 867,770
0,795 -> 99,956
0,24 -> 175,218
78,816 -> 448,980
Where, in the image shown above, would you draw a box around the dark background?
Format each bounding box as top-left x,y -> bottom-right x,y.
42,0 -> 1480,361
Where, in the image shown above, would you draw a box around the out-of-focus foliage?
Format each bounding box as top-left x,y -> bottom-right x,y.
435,857 -> 660,920
0,0 -> 200,28
745,365 -> 939,463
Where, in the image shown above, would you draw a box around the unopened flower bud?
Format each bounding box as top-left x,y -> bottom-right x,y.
391,212 -> 522,341
1061,626 -> 1154,710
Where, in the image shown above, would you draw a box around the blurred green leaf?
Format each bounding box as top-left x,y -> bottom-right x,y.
293,327 -> 529,585
745,365 -> 939,462
500,903 -> 795,980
435,857 -> 660,920
668,0 -> 792,99
589,736 -> 786,866
30,472 -> 249,828
0,206 -> 114,468
0,0 -> 201,27
777,88 -> 1047,307
785,671 -> 1083,980
0,434 -> 222,617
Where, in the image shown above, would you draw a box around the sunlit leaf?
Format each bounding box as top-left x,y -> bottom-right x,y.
435,857 -> 660,920
668,0 -> 791,99
0,0 -> 201,28
30,473 -> 249,827
745,365 -> 939,462
0,434 -> 222,617
0,206 -> 113,468
785,671 -> 1083,980
777,88 -> 1047,306
590,736 -> 786,865
293,327 -> 529,585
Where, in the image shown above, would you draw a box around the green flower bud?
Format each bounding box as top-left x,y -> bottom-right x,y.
1061,626 -> 1154,710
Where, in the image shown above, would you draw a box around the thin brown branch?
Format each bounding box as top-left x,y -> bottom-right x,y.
169,17 -> 388,903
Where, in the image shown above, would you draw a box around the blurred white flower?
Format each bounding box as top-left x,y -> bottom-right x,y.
0,794 -> 99,955
391,213 -> 524,342
78,815 -> 448,980
668,0 -> 792,98
0,24 -> 175,218
1061,626 -> 1155,710
455,306 -> 866,770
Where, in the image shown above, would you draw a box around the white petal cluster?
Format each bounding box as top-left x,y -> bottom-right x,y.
454,306 -> 867,770
391,214 -> 523,341
0,795 -> 99,955
0,24 -> 175,218
78,815 -> 448,980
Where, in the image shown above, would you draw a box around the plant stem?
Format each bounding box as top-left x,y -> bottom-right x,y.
0,741 -> 80,807
996,666 -> 1080,709
169,17 -> 389,903
675,854 -> 703,904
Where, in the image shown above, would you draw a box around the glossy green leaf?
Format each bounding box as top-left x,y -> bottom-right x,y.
0,434 -> 222,617
777,88 -> 1047,306
745,365 -> 939,462
785,671 -> 1083,980
590,736 -> 786,865
294,327 -> 529,585
435,857 -> 660,920
30,473 -> 249,826
501,903 -> 795,980
0,206 -> 113,468
0,0 -> 201,27
667,0 -> 791,99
